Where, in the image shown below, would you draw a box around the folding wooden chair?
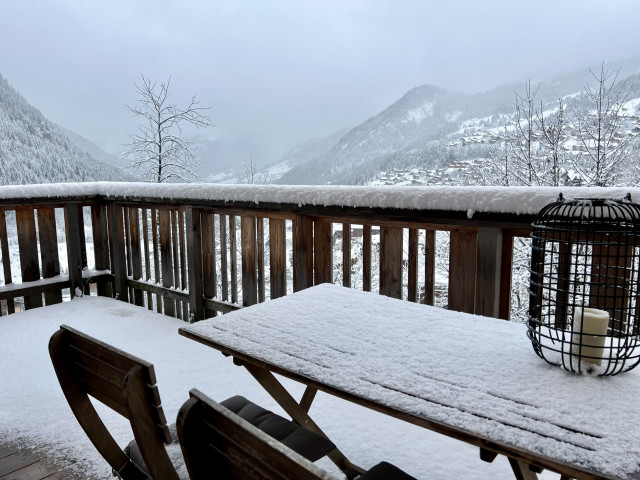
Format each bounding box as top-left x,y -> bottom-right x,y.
177,389 -> 417,480
49,325 -> 335,480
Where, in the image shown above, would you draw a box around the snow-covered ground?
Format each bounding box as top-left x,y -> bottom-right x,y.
0,295 -> 563,480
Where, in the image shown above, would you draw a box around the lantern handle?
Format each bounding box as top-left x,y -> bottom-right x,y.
557,193 -> 564,202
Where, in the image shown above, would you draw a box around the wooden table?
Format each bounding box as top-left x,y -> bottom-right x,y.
179,283 -> 640,480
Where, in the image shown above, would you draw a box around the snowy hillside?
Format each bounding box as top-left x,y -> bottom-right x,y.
0,73 -> 129,185
273,59 -> 640,186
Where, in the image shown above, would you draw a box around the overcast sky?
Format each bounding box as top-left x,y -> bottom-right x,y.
2,0 -> 640,166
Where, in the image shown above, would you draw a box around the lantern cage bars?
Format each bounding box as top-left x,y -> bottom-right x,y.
527,194 -> 640,375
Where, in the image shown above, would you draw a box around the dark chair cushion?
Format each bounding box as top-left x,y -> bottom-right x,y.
220,395 -> 335,462
360,461 -> 417,480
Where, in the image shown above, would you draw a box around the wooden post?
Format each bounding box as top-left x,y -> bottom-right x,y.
108,202 -> 128,303
179,210 -> 189,320
269,218 -> 287,299
475,227 -> 503,318
379,226 -> 403,299
313,219 -> 333,285
293,215 -> 313,292
64,204 -> 84,300
16,207 -> 41,309
449,228 -> 478,314
37,207 -> 62,305
186,207 -> 204,322
241,215 -> 258,307
171,211 -> 182,320
91,204 -> 112,298
423,229 -> 436,305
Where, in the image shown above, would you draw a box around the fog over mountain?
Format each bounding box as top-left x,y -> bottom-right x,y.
0,73 -> 133,186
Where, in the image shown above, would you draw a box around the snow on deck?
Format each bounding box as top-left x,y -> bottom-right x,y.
182,283 -> 640,479
1,181 -> 639,217
0,294 -> 541,480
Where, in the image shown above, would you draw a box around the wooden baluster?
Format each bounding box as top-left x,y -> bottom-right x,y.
449,228 -> 478,314
241,216 -> 257,307
16,207 -> 41,309
151,208 -> 161,312
124,207 -> 134,302
77,206 -> 89,295
91,205 -> 112,298
171,210 -> 182,320
179,210 -> 188,320
408,228 -> 418,302
230,215 -> 238,304
342,223 -> 351,288
159,208 -> 175,317
379,226 -> 403,299
423,229 -> 435,305
64,204 -> 84,300
499,231 -> 516,320
293,215 -> 313,292
363,224 -> 372,292
269,218 -> 286,299
219,214 -> 229,302
257,217 -> 265,303
108,202 -> 128,303
37,207 -> 62,305
202,212 -> 217,317
141,208 -> 152,308
128,207 -> 144,306
0,210 -> 15,314
186,207 -> 204,322
313,219 -> 332,285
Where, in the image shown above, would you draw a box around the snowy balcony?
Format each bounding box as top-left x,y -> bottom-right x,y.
1,182 -> 640,479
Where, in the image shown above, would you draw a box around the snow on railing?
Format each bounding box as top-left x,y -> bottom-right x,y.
1,182 -> 639,321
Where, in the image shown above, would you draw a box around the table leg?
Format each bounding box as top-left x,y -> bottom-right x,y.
508,458 -> 539,480
243,363 -> 365,479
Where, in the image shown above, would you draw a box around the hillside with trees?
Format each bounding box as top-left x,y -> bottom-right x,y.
0,73 -> 129,185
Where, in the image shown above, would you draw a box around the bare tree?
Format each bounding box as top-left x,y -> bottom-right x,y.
123,75 -> 214,183
536,97 -> 569,186
572,64 -> 633,186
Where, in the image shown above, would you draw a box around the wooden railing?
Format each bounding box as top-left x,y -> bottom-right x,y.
1,183 -> 635,321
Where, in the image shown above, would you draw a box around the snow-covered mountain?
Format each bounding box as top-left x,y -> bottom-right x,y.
0,73 -> 130,185
272,58 -> 640,186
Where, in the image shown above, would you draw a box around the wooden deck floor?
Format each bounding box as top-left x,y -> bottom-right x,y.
0,444 -> 66,480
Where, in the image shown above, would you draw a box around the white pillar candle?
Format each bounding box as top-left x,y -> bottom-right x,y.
571,307 -> 610,365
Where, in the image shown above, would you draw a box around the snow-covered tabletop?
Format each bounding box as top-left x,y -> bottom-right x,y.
180,283 -> 640,480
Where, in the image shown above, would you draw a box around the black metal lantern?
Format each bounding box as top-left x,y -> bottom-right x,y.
527,194 -> 640,375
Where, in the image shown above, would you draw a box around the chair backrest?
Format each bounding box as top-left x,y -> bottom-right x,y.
48,325 -> 179,480
177,389 -> 337,480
